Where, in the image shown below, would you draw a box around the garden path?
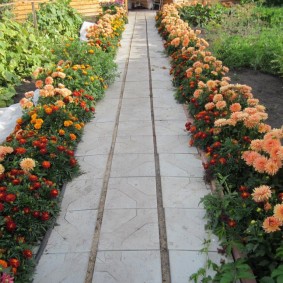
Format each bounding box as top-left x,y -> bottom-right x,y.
33,10 -> 224,283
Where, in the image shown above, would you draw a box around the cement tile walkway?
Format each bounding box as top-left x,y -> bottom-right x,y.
33,11 -> 224,283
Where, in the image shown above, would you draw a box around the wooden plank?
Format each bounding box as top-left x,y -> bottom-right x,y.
10,0 -> 101,22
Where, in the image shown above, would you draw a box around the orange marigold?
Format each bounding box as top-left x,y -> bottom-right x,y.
69,133 -> 77,141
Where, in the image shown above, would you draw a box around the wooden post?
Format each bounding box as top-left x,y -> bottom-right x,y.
31,2 -> 38,31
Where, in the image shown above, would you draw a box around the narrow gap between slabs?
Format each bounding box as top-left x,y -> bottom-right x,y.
145,13 -> 171,283
84,12 -> 137,283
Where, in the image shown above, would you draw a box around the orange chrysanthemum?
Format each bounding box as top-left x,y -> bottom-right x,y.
253,156 -> 268,173
252,185 -> 272,203
229,103 -> 241,112
274,204 -> 283,221
242,151 -> 261,166
264,159 -> 280,176
262,216 -> 281,233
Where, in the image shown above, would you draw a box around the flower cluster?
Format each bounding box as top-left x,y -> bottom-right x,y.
156,3 -> 283,280
0,7 -> 127,282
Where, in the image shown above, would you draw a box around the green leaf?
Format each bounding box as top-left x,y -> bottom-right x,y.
259,277 -> 275,283
220,273 -> 234,283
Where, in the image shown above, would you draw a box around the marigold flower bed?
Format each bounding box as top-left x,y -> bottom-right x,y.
0,7 -> 127,283
156,4 -> 283,281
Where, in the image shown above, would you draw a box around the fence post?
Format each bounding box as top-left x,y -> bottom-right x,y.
31,2 -> 38,32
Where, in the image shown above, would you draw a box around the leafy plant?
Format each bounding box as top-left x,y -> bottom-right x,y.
29,0 -> 83,40
0,14 -> 52,106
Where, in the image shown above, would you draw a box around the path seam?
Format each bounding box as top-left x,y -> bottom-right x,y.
145,13 -> 171,283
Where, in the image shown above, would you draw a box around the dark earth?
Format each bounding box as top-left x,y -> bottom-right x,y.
14,69 -> 283,128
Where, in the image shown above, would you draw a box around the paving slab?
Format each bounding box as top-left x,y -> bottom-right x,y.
159,153 -> 203,177
117,120 -> 153,136
105,177 -> 157,209
165,208 -> 219,251
98,208 -> 159,250
156,135 -> 197,154
34,252 -> 90,283
61,176 -> 103,211
123,81 -> 150,98
161,177 -> 210,208
155,120 -> 187,136
93,251 -> 162,283
119,99 -> 151,121
110,154 -> 155,177
44,209 -> 97,254
80,121 -> 115,138
114,135 -> 154,154
75,135 -> 112,156
169,250 -> 227,283
77,154 -> 108,179
154,106 -> 187,121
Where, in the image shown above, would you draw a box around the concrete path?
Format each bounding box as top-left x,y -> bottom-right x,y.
33,11 -> 223,283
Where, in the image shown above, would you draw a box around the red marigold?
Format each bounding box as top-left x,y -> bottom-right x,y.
42,161 -> 51,169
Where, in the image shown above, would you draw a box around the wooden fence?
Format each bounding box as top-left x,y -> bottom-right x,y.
0,0 -> 102,22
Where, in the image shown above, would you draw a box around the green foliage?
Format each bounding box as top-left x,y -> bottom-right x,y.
205,4 -> 283,76
0,15 -> 52,106
178,3 -> 224,27
31,0 -> 83,40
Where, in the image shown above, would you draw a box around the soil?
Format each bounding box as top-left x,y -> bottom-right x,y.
229,69 -> 283,129
13,69 -> 283,128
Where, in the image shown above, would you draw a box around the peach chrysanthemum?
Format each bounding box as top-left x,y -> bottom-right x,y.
198,81 -> 206,88
274,204 -> 283,221
193,89 -> 203,98
0,164 -> 5,174
195,67 -> 203,74
171,37 -> 180,47
252,185 -> 272,203
214,118 -> 228,127
205,102 -> 215,110
242,151 -> 261,166
229,103 -> 241,112
277,147 -> 283,160
213,94 -> 223,103
20,158 -> 36,172
206,80 -> 217,90
264,159 -> 280,176
253,156 -> 269,173
45,76 -> 54,85
247,98 -> 259,106
256,105 -> 266,112
258,123 -> 272,133
35,80 -> 43,89
262,216 -> 281,233
262,138 -> 281,154
250,139 -> 263,152
226,119 -> 237,126
55,100 -> 65,108
215,100 -> 227,110
25,91 -> 34,99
